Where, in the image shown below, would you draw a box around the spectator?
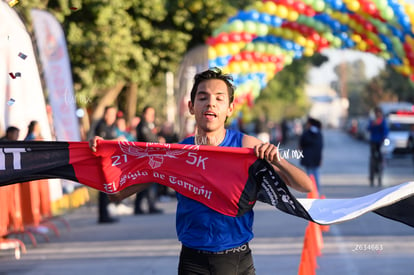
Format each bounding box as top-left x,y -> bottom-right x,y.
299,117 -> 324,192
0,126 -> 20,141
94,106 -> 122,224
134,106 -> 163,215
115,116 -> 136,141
24,121 -> 42,141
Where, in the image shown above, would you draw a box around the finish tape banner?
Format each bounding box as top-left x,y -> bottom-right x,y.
0,140 -> 413,227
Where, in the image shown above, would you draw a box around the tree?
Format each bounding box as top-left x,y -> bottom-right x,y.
252,56 -> 317,122
14,0 -> 256,134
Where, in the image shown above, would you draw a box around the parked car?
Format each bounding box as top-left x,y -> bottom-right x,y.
381,111 -> 414,158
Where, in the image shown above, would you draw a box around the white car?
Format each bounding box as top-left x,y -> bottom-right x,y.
382,112 -> 414,158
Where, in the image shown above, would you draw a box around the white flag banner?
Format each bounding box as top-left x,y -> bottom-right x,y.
31,9 -> 80,141
0,2 -> 52,141
0,2 -> 62,201
297,182 -> 414,226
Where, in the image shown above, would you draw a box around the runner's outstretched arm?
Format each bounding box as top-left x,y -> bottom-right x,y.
243,135 -> 313,193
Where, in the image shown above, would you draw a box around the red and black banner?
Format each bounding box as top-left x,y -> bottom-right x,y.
1,140 -> 413,227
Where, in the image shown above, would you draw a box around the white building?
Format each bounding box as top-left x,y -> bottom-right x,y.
305,84 -> 349,128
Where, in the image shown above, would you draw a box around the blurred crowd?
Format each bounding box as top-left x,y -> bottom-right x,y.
1,110 -> 318,223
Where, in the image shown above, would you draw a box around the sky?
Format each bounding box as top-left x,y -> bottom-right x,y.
307,49 -> 386,85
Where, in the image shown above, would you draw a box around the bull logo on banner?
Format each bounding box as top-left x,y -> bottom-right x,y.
119,141 -> 187,169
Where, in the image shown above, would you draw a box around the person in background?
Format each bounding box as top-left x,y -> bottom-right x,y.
24,121 -> 42,141
134,106 -> 163,214
254,115 -> 270,143
367,107 -> 389,185
115,116 -> 136,142
0,126 -> 20,141
158,121 -> 179,144
94,106 -> 124,224
299,117 -> 324,192
281,118 -> 289,144
127,116 -> 141,140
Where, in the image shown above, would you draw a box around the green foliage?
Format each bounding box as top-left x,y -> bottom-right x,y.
361,64 -> 414,113
253,58 -> 311,122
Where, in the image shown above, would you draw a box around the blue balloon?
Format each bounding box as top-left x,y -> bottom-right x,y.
236,11 -> 249,21
270,16 -> 283,27
246,10 -> 260,21
258,13 -> 271,25
208,60 -> 218,68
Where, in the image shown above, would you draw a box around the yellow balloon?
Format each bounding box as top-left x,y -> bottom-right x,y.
405,35 -> 413,45
271,27 -> 282,36
283,29 -> 294,40
228,43 -> 240,55
295,35 -> 307,46
208,46 -> 217,59
258,62 -> 267,72
276,5 -> 288,18
351,34 -> 362,43
357,41 -> 367,51
215,44 -> 229,56
240,61 -> 250,73
262,1 -> 277,15
402,65 -> 411,75
347,1 -> 360,12
303,47 -> 314,57
266,62 -> 276,72
222,66 -> 230,74
403,58 -> 410,67
252,1 -> 263,11
251,63 -> 260,72
305,39 -> 316,49
287,10 -> 299,21
229,62 -> 241,73
348,20 -> 358,30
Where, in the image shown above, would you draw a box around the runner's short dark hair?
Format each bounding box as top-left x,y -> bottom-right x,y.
190,67 -> 235,105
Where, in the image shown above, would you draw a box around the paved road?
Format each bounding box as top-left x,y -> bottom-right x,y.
1,129 -> 413,274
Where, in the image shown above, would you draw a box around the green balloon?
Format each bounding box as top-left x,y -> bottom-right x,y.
332,37 -> 342,48
314,21 -> 325,32
229,20 -> 245,32
244,21 -> 257,33
257,23 -> 269,37
313,0 -> 325,12
381,7 -> 394,21
254,42 -> 266,53
245,42 -> 255,52
378,43 -> 387,51
323,32 -> 334,42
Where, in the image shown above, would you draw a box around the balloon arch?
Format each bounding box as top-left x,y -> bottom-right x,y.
207,0 -> 414,108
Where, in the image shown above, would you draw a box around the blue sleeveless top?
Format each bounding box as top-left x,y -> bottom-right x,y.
176,129 -> 254,252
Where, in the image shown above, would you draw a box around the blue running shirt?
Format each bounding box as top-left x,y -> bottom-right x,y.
176,129 -> 254,252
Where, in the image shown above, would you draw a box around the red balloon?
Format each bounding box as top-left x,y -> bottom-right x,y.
241,32 -> 254,42
364,2 -> 377,15
252,52 -> 262,62
304,7 -> 315,17
290,22 -> 300,30
293,1 -> 306,13
261,55 -> 270,63
216,33 -> 230,44
241,51 -> 253,61
363,21 -> 374,32
229,32 -> 242,43
310,32 -> 321,43
285,0 -> 295,7
233,53 -> 243,62
299,24 -> 310,35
